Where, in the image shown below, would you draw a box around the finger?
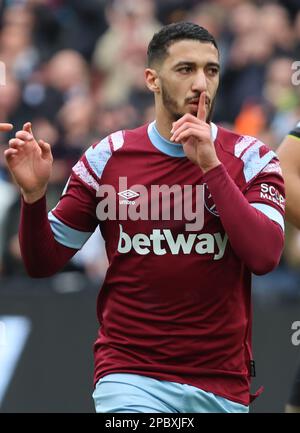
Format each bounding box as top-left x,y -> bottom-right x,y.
197,91 -> 206,121
171,114 -> 198,132
15,130 -> 33,141
23,122 -> 32,134
4,148 -> 18,160
173,127 -> 204,143
0,123 -> 13,132
38,139 -> 52,157
9,138 -> 26,149
170,122 -> 207,142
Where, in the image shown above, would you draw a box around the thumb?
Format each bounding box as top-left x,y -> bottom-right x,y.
23,122 -> 33,135
38,139 -> 52,158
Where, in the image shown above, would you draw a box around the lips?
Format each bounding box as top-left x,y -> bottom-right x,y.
187,97 -> 210,106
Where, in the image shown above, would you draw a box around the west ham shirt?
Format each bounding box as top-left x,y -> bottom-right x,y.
41,121 -> 285,405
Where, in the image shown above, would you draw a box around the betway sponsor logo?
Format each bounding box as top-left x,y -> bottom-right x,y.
117,224 -> 228,260
260,183 -> 285,209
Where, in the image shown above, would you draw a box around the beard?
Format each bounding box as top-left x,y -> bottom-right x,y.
161,84 -> 183,121
161,81 -> 216,123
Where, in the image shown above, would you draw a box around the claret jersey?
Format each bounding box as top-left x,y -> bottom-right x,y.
49,121 -> 285,405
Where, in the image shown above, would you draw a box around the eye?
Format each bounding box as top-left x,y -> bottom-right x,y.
207,67 -> 219,76
177,66 -> 193,74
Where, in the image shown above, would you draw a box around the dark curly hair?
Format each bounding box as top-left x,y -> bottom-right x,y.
147,22 -> 219,67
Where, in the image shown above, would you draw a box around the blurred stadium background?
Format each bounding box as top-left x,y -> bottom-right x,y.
0,0 -> 300,413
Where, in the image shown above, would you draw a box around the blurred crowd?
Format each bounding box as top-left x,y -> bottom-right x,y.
0,0 -> 300,301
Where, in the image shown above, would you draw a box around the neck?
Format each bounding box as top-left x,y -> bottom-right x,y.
155,118 -> 173,141
154,104 -> 175,141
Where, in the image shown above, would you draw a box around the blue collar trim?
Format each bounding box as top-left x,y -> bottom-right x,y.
148,121 -> 218,158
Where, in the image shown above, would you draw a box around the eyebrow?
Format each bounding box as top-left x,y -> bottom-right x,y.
173,61 -> 220,70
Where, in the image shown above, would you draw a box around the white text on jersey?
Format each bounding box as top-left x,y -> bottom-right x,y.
117,224 -> 228,260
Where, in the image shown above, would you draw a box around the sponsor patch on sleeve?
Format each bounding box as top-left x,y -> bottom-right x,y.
260,183 -> 285,210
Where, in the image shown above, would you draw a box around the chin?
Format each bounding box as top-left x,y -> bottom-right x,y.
187,107 -> 198,117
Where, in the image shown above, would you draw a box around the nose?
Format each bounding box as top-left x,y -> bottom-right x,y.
192,70 -> 207,93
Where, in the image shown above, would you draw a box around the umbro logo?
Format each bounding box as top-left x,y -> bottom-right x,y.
118,189 -> 140,205
118,190 -> 140,200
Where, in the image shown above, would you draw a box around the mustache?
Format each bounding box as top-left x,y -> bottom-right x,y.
185,94 -> 211,106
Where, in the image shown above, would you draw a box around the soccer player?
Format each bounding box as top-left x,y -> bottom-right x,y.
4,23 -> 285,413
277,124 -> 300,413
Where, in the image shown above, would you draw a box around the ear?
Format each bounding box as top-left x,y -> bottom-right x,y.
145,68 -> 160,93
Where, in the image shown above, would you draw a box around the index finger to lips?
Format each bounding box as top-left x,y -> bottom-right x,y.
197,91 -> 206,121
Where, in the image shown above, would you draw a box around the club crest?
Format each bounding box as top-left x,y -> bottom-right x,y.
204,183 -> 219,217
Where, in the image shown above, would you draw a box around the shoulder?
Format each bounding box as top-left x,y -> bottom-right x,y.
86,124 -> 149,161
71,130 -> 125,189
72,125 -> 148,188
215,124 -> 278,183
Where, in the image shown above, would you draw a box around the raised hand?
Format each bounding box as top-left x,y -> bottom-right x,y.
4,122 -> 53,203
170,92 -> 221,173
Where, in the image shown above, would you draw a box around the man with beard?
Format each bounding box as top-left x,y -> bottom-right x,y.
4,22 -> 285,413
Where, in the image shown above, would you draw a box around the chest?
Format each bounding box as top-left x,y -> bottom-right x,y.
97,152 -> 229,238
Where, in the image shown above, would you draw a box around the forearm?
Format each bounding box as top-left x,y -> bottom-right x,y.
203,165 -> 284,275
19,195 -> 77,277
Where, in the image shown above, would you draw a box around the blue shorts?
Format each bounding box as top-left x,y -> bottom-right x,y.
92,373 -> 249,413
